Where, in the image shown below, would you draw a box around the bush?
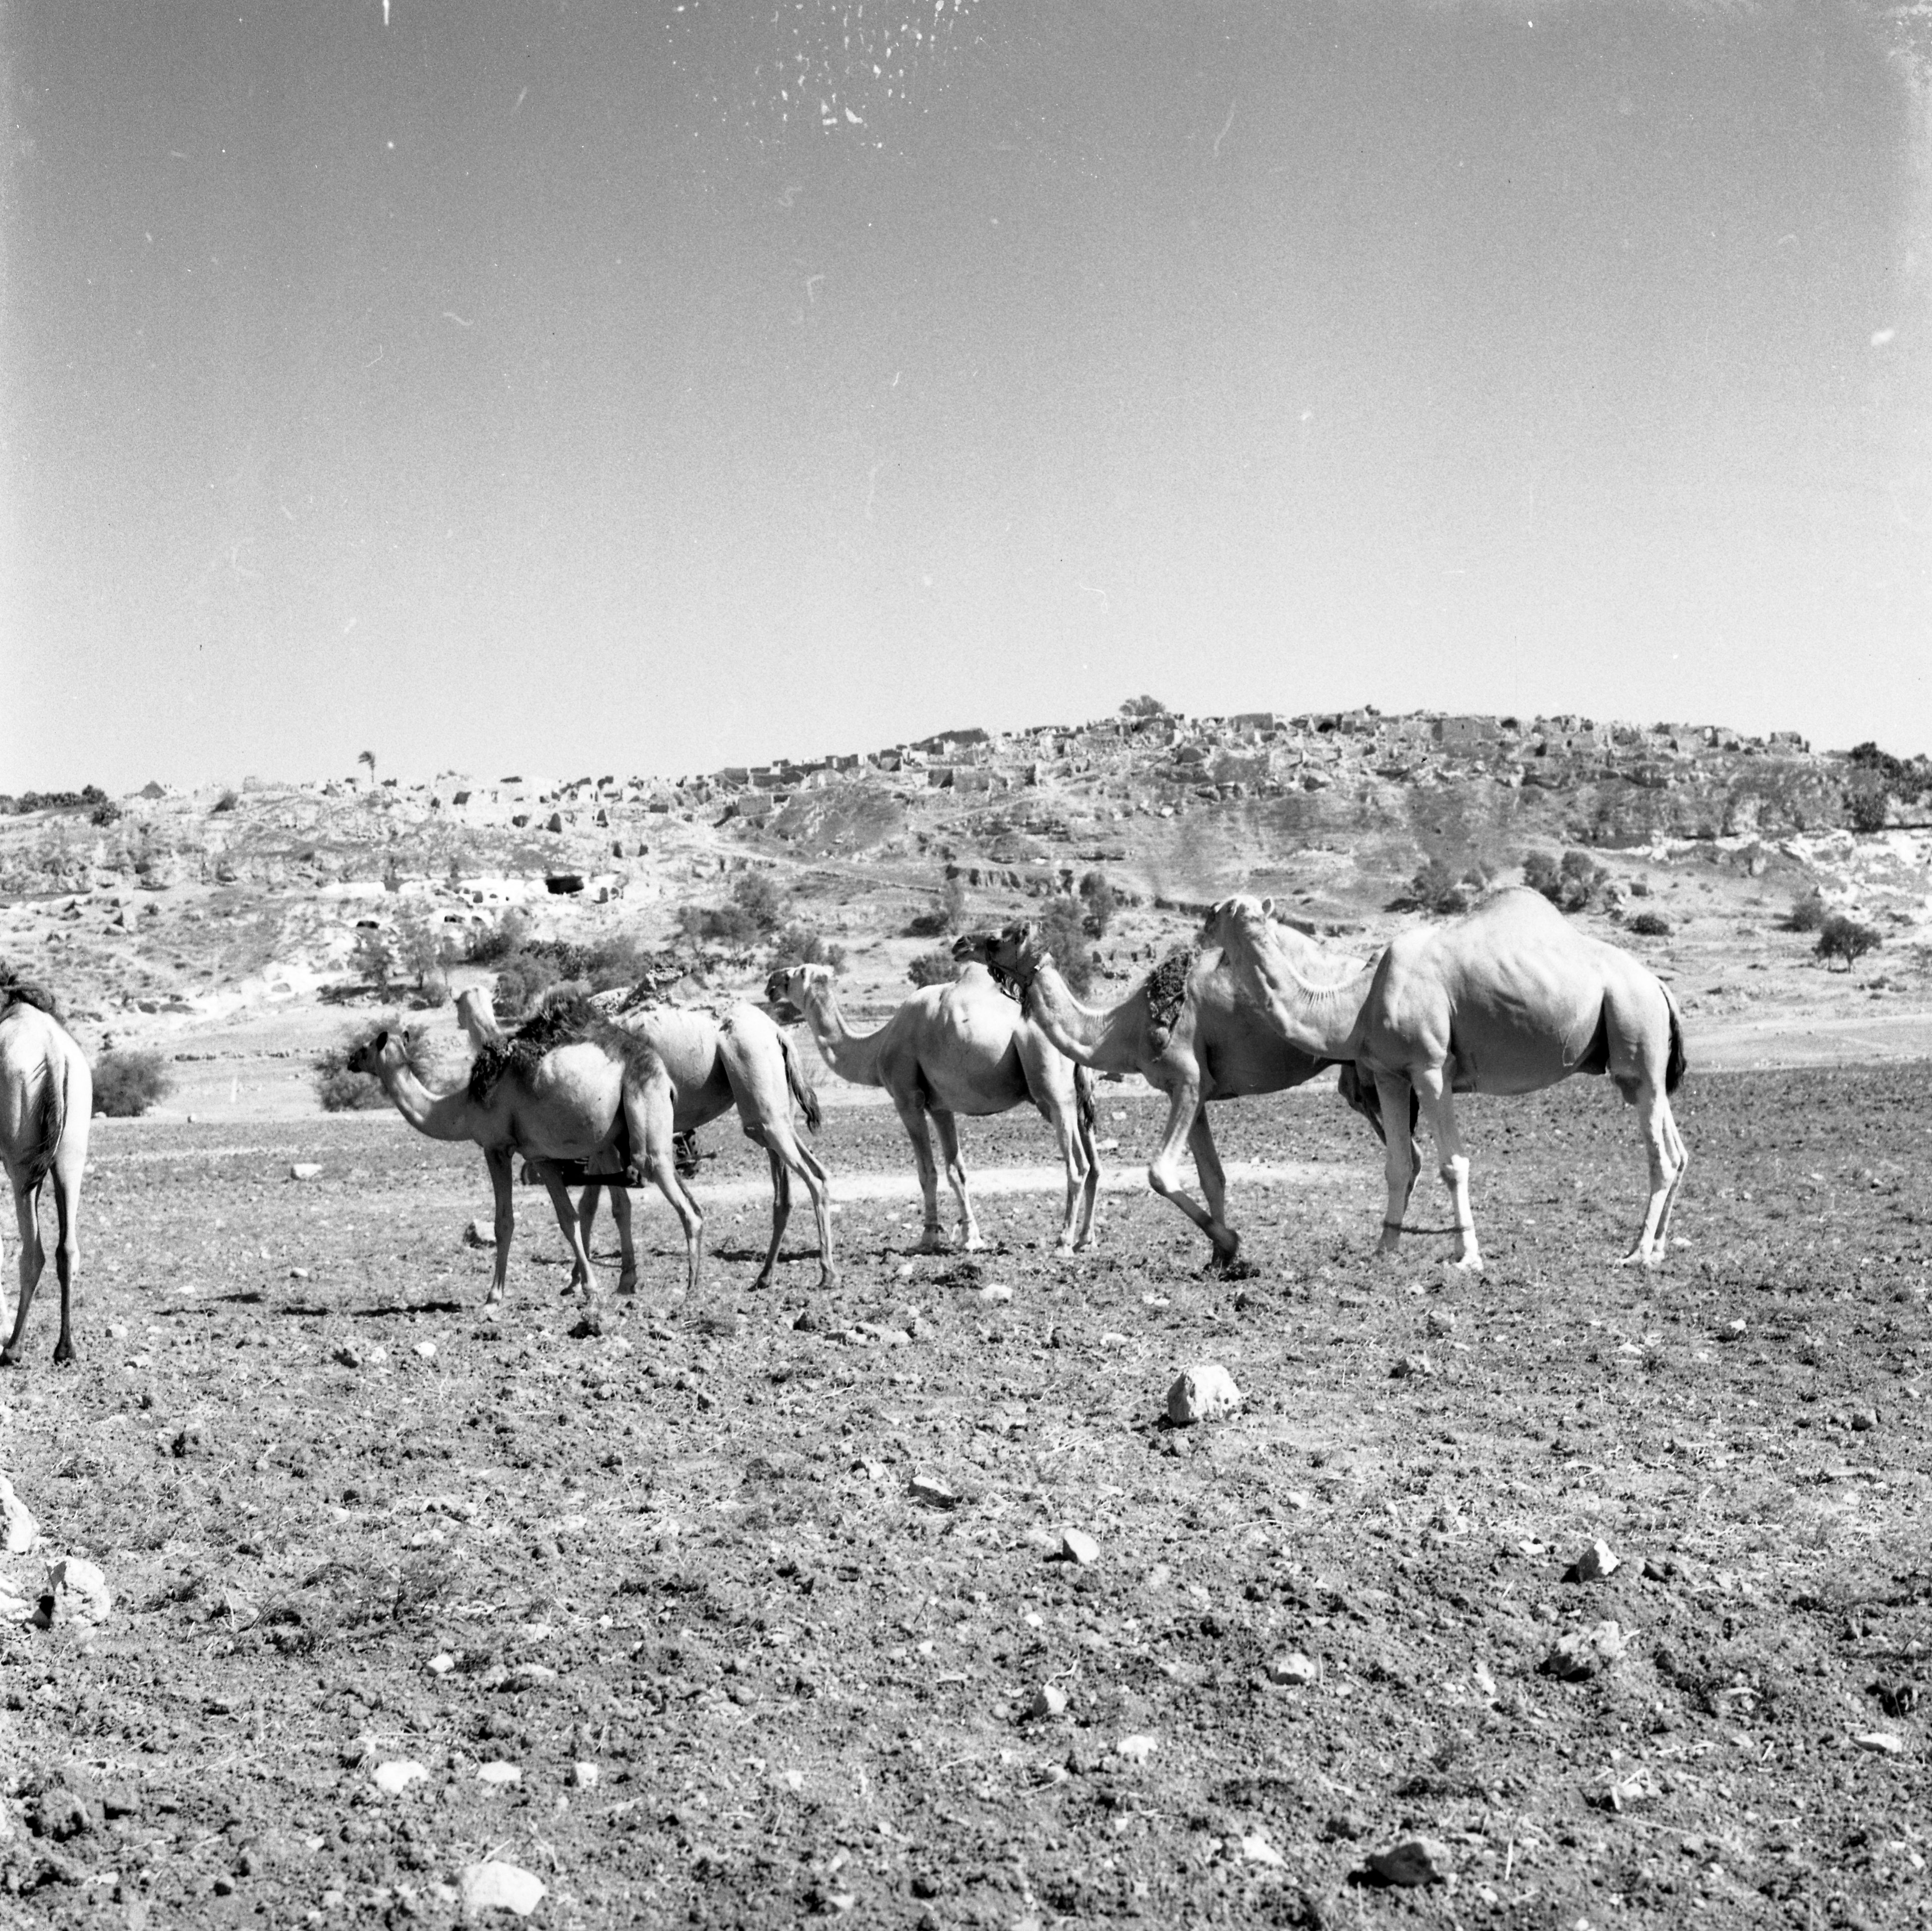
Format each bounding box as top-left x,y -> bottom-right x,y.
467,909 -> 530,966
395,910 -> 451,989
1626,911 -> 1671,937
729,871 -> 787,933
1078,870 -> 1118,936
211,789 -> 239,815
1038,895 -> 1095,994
1816,914 -> 1882,973
89,800 -> 121,827
92,1049 -> 172,1118
1844,772 -> 1891,833
314,1037 -> 388,1112
493,951 -> 558,1017
1557,849 -> 1606,911
1788,888 -> 1828,933
1522,850 -> 1562,900
772,922 -> 846,971
908,948 -> 960,988
1409,857 -> 1469,916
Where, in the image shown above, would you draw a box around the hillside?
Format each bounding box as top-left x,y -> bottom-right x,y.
3,703 -> 1930,1114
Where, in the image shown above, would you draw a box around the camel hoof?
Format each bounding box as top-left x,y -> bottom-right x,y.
0,1349 -> 20,1371
616,1275 -> 639,1296
1053,1241 -> 1077,1259
1445,1256 -> 1485,1275
916,1232 -> 947,1255
52,1343 -> 76,1368
961,1235 -> 988,1254
816,1266 -> 839,1289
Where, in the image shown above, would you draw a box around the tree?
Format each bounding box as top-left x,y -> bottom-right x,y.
1078,869 -> 1118,936
352,926 -> 395,997
940,873 -> 969,934
1408,858 -> 1468,916
1120,695 -> 1170,718
396,908 -> 450,990
1522,850 -> 1562,901
1038,894 -> 1095,994
359,749 -> 377,785
773,921 -> 846,971
1816,914 -> 1881,974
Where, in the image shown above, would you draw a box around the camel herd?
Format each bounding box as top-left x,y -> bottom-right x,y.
0,888 -> 1688,1365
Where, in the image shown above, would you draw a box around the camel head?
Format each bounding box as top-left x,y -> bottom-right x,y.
453,987 -> 501,1048
765,962 -> 835,1025
1201,894 -> 1276,958
345,1024 -> 427,1082
952,922 -> 1045,988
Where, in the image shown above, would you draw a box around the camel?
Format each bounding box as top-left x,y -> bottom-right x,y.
764,962 -> 1100,1255
949,922 -> 1361,1269
350,1012 -> 688,1320
1335,887 -> 1688,1271
1,985 -> 93,1368
452,987 -> 834,1296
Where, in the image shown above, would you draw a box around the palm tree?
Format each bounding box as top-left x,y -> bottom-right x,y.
358,750 -> 376,785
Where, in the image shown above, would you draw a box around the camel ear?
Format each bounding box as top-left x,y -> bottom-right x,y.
1259,896 -> 1274,919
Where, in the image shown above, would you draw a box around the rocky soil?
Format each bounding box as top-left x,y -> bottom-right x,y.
2,1069 -> 1928,1927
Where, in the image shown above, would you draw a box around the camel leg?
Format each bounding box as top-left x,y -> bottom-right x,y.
758,1119 -> 835,1288
575,1183 -> 602,1289
930,1110 -> 985,1252
890,1092 -> 947,1252
1374,1073 -> 1417,1257
754,1150 -> 792,1291
49,1158 -> 79,1367
629,1077 -> 704,1299
0,1183 -> 45,1368
606,1186 -> 638,1294
1146,1089 -> 1238,1266
1040,1096 -> 1091,1256
1412,1067 -> 1482,1272
535,1165 -> 598,1308
1616,1083 -> 1689,1268
482,1148 -> 515,1309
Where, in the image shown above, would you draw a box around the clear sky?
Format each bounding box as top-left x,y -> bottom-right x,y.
3,0 -> 1928,790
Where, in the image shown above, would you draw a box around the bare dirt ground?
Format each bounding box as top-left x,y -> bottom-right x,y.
2,1065 -> 1929,1928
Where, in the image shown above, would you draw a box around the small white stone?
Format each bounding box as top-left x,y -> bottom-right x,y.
978,1284 -> 1013,1304
1854,1732 -> 1904,1755
372,1759 -> 428,1795
1115,1734 -> 1156,1763
1058,1528 -> 1100,1566
573,1761 -> 599,1788
289,1163 -> 323,1181
1266,1652 -> 1319,1687
0,1476 -> 40,1556
413,1341 -> 437,1360
459,1860 -> 545,1917
1573,1539 -> 1621,1582
1167,1362 -> 1242,1426
476,1762 -> 523,1786
909,1474 -> 958,1509
1029,1683 -> 1069,1718
428,1653 -> 456,1676
1241,1833 -> 1286,1867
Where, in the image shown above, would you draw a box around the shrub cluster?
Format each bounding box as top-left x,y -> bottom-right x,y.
314,1035 -> 389,1112
0,785 -> 109,816
1787,888 -> 1828,933
1523,848 -> 1607,912
1409,858 -> 1491,916
92,1049 -> 172,1118
1625,910 -> 1671,937
1037,895 -> 1096,994
907,948 -> 960,988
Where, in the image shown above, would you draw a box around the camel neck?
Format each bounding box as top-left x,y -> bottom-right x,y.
1230,943 -> 1375,1057
802,984 -> 888,1088
378,1062 -> 482,1143
1022,965 -> 1128,1071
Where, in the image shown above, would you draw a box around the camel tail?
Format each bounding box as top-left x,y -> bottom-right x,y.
780,1031 -> 822,1134
1662,983 -> 1687,1096
21,1061 -> 69,1192
1073,1063 -> 1097,1138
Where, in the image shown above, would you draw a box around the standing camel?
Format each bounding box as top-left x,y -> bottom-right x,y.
350,1012 -> 691,1321
453,988 -> 834,1294
764,962 -> 1100,1255
1,984 -> 92,1367
1339,887 -> 1688,1271
950,921 -> 1363,1270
